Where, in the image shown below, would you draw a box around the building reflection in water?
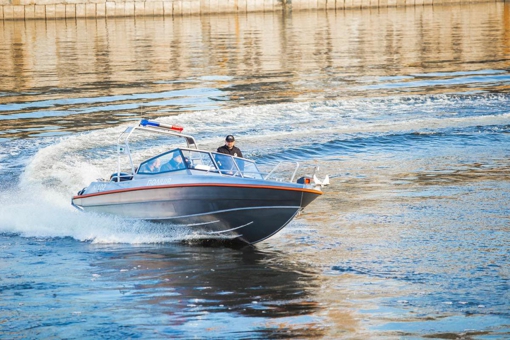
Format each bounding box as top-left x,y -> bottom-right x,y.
0,3 -> 508,139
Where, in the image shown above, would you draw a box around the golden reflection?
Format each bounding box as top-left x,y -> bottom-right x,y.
0,3 -> 508,139
504,2 -> 510,64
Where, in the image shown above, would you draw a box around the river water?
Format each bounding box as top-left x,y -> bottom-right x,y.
1,3 -> 509,339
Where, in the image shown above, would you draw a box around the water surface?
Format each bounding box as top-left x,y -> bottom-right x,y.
0,3 -> 509,339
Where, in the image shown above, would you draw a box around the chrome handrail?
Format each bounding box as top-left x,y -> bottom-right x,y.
264,161 -> 300,182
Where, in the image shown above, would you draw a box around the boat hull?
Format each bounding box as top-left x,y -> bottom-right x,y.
72,181 -> 321,244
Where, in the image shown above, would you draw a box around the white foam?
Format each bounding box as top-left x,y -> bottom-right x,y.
3,94 -> 509,243
0,186 -> 198,243
166,95 -> 510,148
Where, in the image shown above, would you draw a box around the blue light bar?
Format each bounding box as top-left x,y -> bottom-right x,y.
140,119 -> 184,132
140,119 -> 160,127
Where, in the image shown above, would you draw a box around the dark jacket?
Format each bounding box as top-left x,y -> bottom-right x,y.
217,145 -> 243,158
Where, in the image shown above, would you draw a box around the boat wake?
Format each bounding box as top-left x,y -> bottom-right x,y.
1,93 -> 509,244
0,185 -> 225,244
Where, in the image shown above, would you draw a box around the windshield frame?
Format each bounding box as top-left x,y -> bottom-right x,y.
137,148 -> 263,179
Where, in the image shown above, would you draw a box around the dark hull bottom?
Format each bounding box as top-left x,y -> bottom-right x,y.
149,206 -> 300,245
73,185 -> 321,244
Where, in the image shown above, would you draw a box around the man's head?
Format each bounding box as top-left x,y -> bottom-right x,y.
225,135 -> 235,149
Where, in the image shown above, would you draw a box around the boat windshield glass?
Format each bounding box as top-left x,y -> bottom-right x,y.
213,153 -> 239,175
181,149 -> 218,172
138,149 -> 189,174
138,148 -> 263,179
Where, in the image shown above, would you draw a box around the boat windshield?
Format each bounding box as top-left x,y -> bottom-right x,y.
138,149 -> 189,174
138,148 -> 263,179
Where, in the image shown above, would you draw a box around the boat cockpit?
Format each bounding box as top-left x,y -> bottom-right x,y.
109,119 -> 319,185
110,120 -> 265,182
131,148 -> 264,179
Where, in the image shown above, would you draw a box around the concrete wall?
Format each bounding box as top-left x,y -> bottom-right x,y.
0,0 -> 502,20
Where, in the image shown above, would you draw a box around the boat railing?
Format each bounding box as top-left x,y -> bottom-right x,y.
196,168 -> 264,179
135,147 -> 304,183
179,148 -> 265,180
111,120 -> 328,186
263,161 -> 300,183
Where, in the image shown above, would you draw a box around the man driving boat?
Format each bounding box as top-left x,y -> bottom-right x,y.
217,135 -> 243,158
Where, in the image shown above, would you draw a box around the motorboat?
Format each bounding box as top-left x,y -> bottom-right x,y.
72,119 -> 329,245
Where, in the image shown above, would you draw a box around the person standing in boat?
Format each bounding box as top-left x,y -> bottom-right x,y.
217,135 -> 243,158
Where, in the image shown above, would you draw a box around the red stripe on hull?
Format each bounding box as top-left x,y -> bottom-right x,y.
73,183 -> 322,200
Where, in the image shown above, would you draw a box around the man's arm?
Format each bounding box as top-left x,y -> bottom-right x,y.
235,147 -> 243,158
